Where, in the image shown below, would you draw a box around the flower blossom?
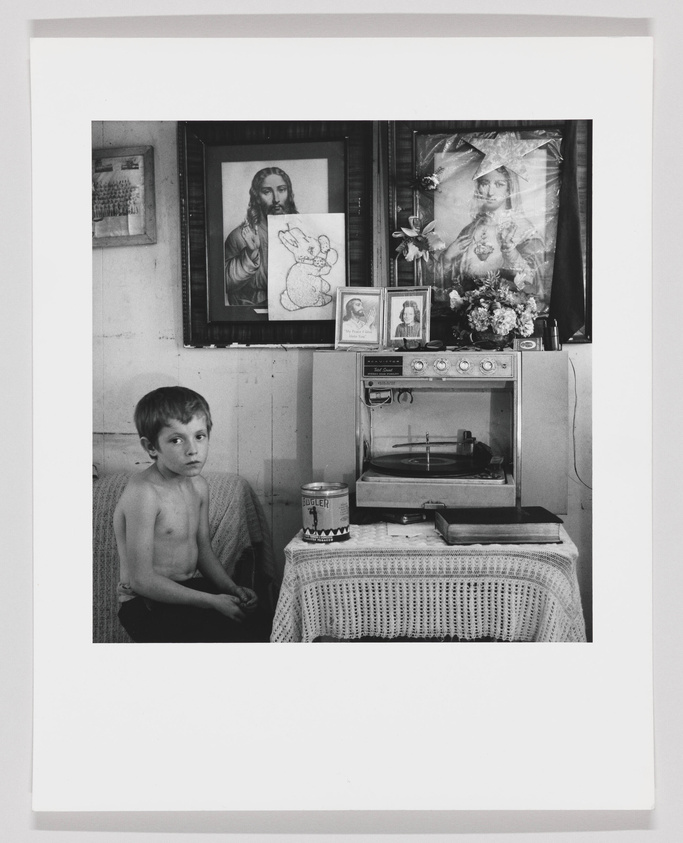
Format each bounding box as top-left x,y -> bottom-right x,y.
392,216 -> 445,264
469,306 -> 491,332
419,173 -> 441,191
491,306 -> 517,336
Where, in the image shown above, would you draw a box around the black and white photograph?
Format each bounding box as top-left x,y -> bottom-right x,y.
97,118 -> 587,649
335,287 -> 383,347
92,145 -> 156,247
384,286 -> 431,346
21,25 -> 664,830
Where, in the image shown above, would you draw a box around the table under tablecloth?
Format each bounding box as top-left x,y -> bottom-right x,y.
271,523 -> 586,643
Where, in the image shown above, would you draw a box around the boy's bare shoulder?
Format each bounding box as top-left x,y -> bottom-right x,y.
190,473 -> 210,500
116,468 -> 161,510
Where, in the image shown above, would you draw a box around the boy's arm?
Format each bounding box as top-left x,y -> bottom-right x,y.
194,477 -> 258,610
123,482 -> 246,619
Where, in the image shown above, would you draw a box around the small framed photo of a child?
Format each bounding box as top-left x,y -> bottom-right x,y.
335,287 -> 383,348
384,287 -> 431,348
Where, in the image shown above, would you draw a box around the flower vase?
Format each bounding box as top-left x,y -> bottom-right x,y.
473,330 -> 514,349
415,260 -> 424,286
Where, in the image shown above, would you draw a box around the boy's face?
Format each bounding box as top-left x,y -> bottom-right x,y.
143,413 -> 210,479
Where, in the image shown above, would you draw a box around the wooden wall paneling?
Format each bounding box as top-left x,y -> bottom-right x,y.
98,432 -> 152,474
92,434 -> 104,475
176,350 -> 240,475
92,248 -> 105,450
312,350 -> 358,489
269,349 -> 315,576
520,351 -> 569,514
233,349 -> 273,502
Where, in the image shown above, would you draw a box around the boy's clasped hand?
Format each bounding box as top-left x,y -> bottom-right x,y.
213,587 -> 258,622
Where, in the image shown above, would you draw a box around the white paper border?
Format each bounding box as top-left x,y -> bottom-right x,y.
31,36 -> 653,812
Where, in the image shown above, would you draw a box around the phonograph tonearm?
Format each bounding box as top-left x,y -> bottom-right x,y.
367,431 -> 503,480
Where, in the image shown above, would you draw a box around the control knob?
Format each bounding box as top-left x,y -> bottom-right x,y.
434,358 -> 450,373
480,358 -> 496,373
457,359 -> 471,372
411,358 -> 426,373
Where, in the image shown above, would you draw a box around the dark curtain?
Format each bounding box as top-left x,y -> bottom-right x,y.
549,121 -> 586,342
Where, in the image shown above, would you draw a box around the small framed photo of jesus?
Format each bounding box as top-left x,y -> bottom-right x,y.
335,287 -> 383,348
384,287 -> 431,348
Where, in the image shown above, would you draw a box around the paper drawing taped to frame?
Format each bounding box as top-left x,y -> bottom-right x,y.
267,213 -> 346,321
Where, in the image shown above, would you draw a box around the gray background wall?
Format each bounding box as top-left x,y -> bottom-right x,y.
3,3 -> 675,840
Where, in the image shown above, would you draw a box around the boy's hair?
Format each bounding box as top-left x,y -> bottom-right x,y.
134,386 -> 213,453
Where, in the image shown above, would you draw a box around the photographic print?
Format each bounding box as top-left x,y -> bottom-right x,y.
335,287 -> 383,347
32,35 -> 654,817
384,287 -> 431,347
92,146 -> 156,247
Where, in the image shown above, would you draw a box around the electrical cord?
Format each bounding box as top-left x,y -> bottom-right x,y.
569,355 -> 592,491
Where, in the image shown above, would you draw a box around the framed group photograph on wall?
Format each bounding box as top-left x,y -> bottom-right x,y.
179,120 -> 374,347
387,120 -> 592,343
92,145 -> 156,248
335,287 -> 383,348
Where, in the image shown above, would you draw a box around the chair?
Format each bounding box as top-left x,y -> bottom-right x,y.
92,472 -> 275,643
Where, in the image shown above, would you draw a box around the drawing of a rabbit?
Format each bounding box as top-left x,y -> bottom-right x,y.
277,226 -> 338,312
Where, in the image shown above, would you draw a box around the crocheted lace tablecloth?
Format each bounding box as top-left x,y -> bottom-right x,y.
271,523 -> 586,642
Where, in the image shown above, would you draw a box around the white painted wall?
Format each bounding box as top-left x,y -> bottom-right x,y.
92,120 -> 592,633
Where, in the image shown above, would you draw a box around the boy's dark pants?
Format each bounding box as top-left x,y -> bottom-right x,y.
118,578 -> 272,643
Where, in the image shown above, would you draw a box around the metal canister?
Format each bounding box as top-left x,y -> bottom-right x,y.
301,482 -> 350,543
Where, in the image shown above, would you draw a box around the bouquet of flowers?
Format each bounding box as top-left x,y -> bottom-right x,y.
450,270 -> 538,345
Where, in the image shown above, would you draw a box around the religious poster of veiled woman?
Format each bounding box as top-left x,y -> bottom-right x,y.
419,129 -> 564,315
391,121 -> 590,344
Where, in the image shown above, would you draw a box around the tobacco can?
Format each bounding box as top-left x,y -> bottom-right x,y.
301,482 -> 350,543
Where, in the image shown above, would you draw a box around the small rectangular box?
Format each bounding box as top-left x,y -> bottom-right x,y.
435,506 -> 563,544
513,337 -> 543,351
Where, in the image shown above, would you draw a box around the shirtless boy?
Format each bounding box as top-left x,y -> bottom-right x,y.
114,386 -> 268,642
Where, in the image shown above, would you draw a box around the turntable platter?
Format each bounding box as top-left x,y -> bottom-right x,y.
369,453 -> 487,478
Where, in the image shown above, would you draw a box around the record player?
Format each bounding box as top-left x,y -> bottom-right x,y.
355,351 -> 520,509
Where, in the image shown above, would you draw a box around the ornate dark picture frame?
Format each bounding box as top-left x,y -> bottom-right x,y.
179,121 -> 374,347
387,120 -> 592,342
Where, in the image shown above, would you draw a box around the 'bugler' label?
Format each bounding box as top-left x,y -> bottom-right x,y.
301,482 -> 350,543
